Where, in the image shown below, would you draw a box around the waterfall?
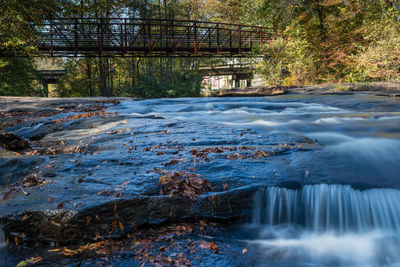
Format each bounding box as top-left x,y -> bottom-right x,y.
252,184 -> 400,233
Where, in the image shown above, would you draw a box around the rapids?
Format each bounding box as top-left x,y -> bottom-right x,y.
112,95 -> 400,266
112,95 -> 400,189
2,94 -> 400,266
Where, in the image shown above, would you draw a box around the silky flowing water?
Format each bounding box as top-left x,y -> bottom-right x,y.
112,94 -> 400,266
248,185 -> 400,266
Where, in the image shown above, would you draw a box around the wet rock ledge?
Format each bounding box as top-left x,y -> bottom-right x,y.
0,97 -> 312,246
2,186 -> 257,245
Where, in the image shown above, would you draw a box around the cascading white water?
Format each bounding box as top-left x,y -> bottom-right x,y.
248,184 -> 400,266
252,184 -> 400,232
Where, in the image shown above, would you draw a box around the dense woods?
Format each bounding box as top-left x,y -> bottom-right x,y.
0,0 -> 399,97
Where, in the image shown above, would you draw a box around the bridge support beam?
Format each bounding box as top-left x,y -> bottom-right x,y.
234,77 -> 241,88
246,79 -> 252,87
38,70 -> 66,97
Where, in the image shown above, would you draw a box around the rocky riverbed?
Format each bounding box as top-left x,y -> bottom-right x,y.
1,91 -> 400,266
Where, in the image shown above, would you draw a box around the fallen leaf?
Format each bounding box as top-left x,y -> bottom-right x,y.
86,216 -> 92,226
57,202 -> 65,210
22,214 -> 28,222
223,183 -> 228,191
2,192 -> 10,200
119,221 -> 124,231
16,261 -> 28,267
48,248 -> 62,252
50,221 -> 60,226
162,159 -> 179,166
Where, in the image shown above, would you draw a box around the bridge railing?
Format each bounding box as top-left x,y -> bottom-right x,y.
33,18 -> 272,57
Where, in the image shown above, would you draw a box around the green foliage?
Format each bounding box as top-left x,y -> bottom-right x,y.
256,24 -> 316,86
353,8 -> 400,81
0,0 -> 59,96
125,72 -> 202,98
55,56 -> 204,98
1,0 -> 400,96
56,58 -> 98,97
252,0 -> 400,86
334,84 -> 350,92
0,57 -> 43,96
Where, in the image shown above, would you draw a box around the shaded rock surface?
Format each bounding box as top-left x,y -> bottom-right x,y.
2,186 -> 257,244
0,156 -> 44,185
0,132 -> 31,151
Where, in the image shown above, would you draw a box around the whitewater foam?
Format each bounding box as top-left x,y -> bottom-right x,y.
247,229 -> 400,266
248,184 -> 400,266
252,184 -> 400,232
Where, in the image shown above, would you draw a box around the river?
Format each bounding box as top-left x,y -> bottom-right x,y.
1,94 -> 400,266
112,94 -> 400,266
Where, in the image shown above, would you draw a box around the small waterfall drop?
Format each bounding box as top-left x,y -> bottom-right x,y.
252,184 -> 400,233
248,184 -> 400,266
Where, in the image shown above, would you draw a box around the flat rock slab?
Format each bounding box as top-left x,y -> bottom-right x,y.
0,97 -> 314,245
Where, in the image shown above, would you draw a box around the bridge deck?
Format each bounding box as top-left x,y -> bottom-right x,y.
6,18 -> 273,57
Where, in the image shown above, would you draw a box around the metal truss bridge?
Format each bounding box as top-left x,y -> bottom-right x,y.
10,18 -> 273,57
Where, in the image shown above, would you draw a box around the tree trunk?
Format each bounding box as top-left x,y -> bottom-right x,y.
315,2 -> 326,41
86,59 -> 93,96
131,57 -> 136,88
99,57 -> 107,96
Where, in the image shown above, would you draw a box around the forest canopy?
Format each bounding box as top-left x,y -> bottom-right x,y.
0,0 -> 399,97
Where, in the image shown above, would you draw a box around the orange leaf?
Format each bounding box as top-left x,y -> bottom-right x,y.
22,214 -> 28,222
86,216 -> 92,226
119,221 -> 124,231
223,183 -> 228,191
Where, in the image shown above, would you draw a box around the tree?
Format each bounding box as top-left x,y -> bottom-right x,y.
0,0 -> 59,96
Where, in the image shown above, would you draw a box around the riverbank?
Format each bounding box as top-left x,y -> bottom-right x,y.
291,81 -> 400,97
213,81 -> 400,97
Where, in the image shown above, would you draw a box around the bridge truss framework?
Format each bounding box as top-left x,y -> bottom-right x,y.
24,18 -> 272,57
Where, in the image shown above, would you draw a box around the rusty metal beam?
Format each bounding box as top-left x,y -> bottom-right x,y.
2,18 -> 273,58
